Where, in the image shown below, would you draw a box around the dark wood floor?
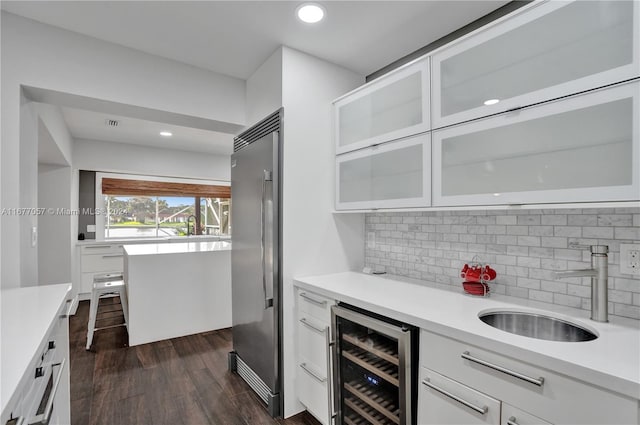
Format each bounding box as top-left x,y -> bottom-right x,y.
70,299 -> 320,425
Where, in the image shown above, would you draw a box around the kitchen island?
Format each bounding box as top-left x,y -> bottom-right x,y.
123,241 -> 231,346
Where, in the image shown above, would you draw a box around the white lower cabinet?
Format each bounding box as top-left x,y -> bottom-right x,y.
78,243 -> 124,294
296,289 -> 334,425
418,329 -> 639,425
501,403 -> 552,425
420,367 -> 501,425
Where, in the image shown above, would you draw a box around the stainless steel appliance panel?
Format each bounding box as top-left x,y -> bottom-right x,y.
231,131 -> 279,393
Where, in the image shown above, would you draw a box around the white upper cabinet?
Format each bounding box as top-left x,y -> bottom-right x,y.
334,57 -> 430,154
433,81 -> 640,206
432,0 -> 640,128
337,133 -> 431,210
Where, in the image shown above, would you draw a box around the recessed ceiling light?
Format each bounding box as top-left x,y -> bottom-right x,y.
296,3 -> 325,23
484,98 -> 500,106
160,131 -> 172,137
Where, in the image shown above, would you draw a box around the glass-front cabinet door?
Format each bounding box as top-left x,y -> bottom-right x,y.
334,57 -> 430,155
336,133 -> 431,210
432,0 -> 640,128
433,81 -> 640,206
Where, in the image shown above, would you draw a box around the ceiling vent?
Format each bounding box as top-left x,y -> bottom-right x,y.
105,119 -> 119,127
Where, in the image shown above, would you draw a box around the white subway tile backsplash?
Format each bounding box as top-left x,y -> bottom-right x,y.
615,227 -> 640,240
554,226 -> 582,237
517,236 -> 541,247
496,216 -> 517,225
365,208 -> 640,320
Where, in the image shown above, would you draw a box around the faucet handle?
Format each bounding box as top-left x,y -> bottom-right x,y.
568,242 -> 608,254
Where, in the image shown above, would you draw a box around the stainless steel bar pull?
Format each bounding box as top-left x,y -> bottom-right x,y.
422,379 -> 488,415
461,351 -> 544,387
261,170 -> 274,309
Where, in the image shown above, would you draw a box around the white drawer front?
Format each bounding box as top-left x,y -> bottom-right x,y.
298,315 -> 328,372
80,244 -> 123,255
419,367 -> 500,425
297,362 -> 329,425
501,403 -> 552,425
81,253 -> 124,273
420,330 -> 638,424
298,290 -> 332,324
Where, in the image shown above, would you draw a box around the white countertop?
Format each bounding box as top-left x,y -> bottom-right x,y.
1,284 -> 71,414
294,272 -> 640,398
123,240 -> 231,256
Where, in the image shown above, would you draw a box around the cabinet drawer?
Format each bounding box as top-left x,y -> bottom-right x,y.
297,362 -> 329,425
298,290 -> 332,324
501,403 -> 552,425
420,330 -> 638,424
298,315 -> 329,372
80,244 -> 123,255
81,253 -> 124,273
419,367 -> 500,425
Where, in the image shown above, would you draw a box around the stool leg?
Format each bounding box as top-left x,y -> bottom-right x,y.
119,288 -> 130,333
86,291 -> 99,350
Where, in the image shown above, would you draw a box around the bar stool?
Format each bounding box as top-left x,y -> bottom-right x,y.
86,273 -> 129,350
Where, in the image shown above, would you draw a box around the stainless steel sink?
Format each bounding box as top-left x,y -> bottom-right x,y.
479,311 -> 598,342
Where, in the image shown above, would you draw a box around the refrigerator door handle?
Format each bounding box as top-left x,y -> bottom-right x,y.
261,169 -> 274,309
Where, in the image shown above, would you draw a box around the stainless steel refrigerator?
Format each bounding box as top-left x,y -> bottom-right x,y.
229,109 -> 282,416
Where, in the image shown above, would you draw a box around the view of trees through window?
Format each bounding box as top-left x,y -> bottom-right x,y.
104,195 -> 230,239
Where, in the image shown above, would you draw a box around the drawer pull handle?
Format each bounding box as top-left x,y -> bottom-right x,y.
102,254 -> 123,258
300,362 -> 327,383
84,245 -> 111,249
299,317 -> 326,334
422,378 -> 488,415
300,292 -> 327,307
506,417 -> 518,425
29,359 -> 65,425
461,351 -> 544,387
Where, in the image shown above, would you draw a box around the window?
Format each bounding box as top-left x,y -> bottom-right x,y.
99,176 -> 231,240
104,195 -> 231,239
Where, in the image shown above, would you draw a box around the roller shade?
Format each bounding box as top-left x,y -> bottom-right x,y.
102,178 -> 231,198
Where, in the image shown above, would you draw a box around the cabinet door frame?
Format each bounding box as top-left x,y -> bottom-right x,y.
336,133 -> 432,210
432,81 -> 640,207
431,0 -> 640,129
334,57 -> 431,155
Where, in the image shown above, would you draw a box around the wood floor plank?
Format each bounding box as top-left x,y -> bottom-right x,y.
69,300 -> 320,425
230,390 -> 279,425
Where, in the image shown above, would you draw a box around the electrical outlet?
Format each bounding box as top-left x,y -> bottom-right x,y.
620,244 -> 640,275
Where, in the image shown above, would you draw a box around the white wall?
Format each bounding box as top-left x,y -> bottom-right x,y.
1,11 -> 245,288
35,103 -> 74,165
17,99 -> 40,287
74,139 -> 231,181
38,164 -> 72,285
246,48 -> 283,125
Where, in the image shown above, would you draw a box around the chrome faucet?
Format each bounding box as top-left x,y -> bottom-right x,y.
186,215 -> 197,236
554,244 -> 609,322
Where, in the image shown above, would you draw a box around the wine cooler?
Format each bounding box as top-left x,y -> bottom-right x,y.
331,304 -> 417,425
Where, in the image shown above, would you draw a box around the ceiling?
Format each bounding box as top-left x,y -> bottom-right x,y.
1,0 -> 509,80
6,1 -> 509,155
62,107 -> 234,155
